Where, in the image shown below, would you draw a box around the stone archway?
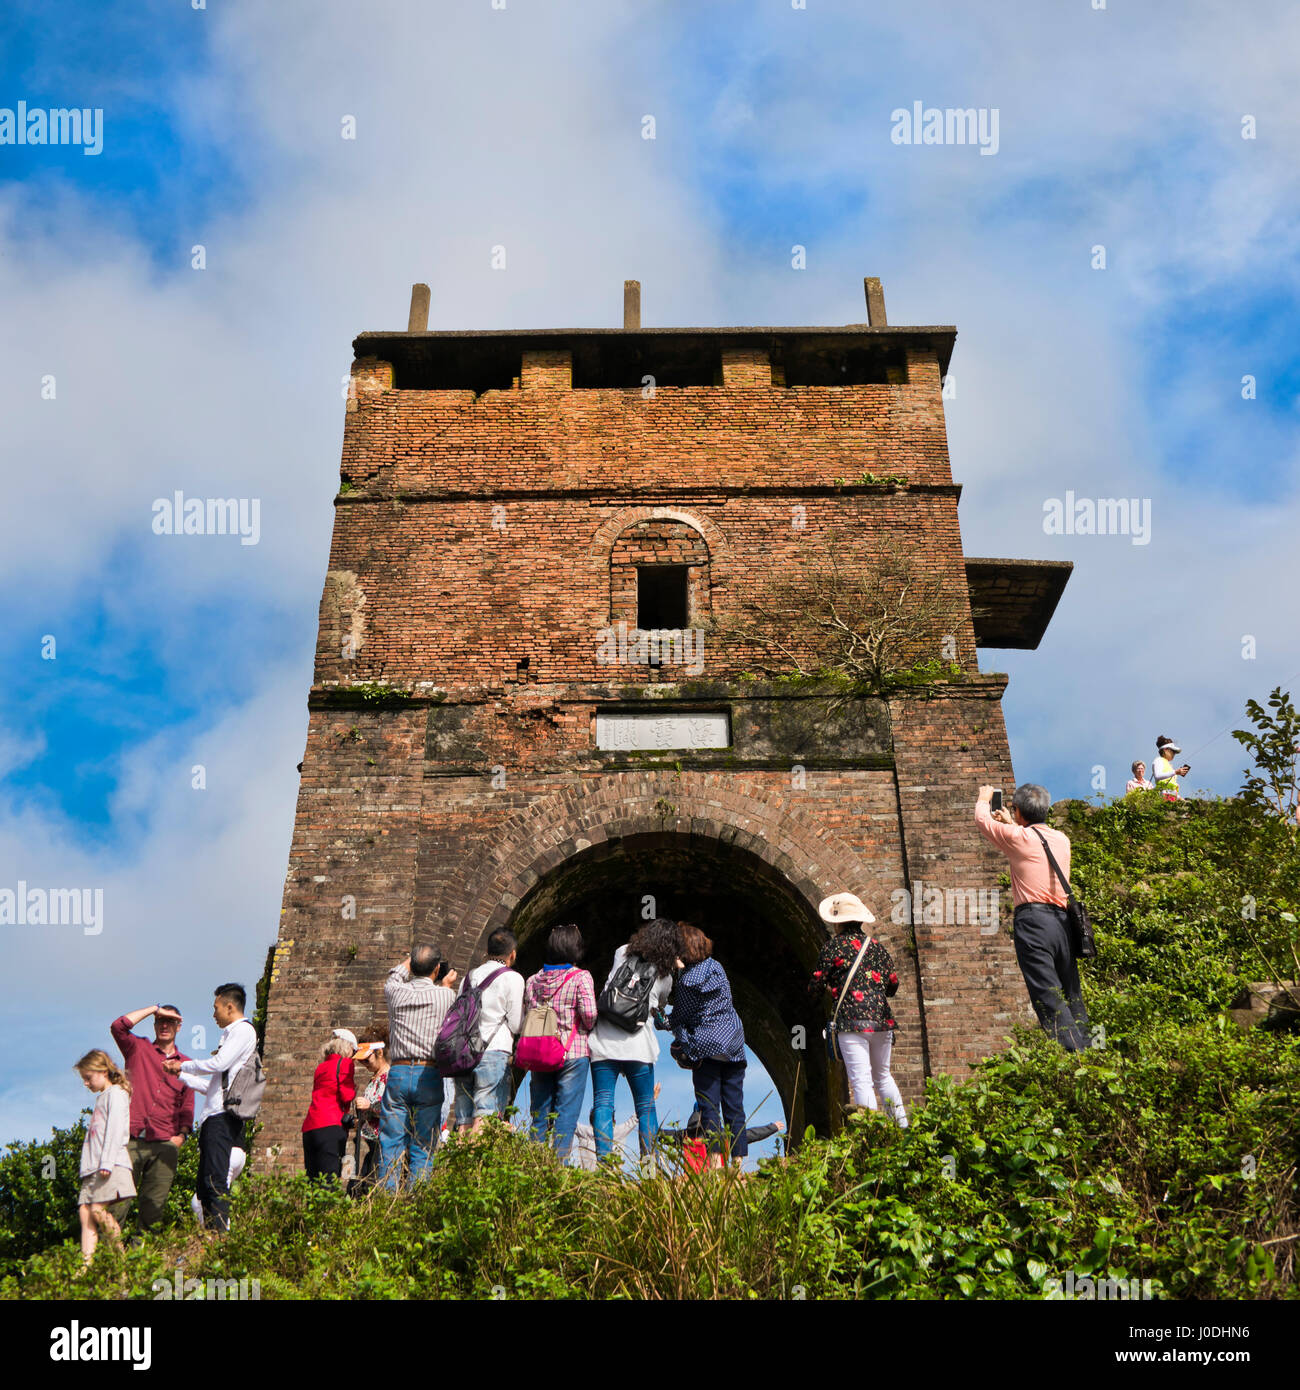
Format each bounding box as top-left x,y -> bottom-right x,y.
425,773 -> 889,1138
504,830 -> 828,1136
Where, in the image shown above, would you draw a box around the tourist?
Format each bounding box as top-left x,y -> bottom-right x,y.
670,924 -> 749,1165
379,947 -> 458,1188
661,1112 -> 786,1173
108,1002 -> 193,1231
351,1036 -> 390,1187
439,1077 -> 457,1146
810,893 -> 908,1127
589,918 -> 678,1161
1125,760 -> 1153,794
74,1049 -> 135,1264
521,923 -> 598,1161
301,1029 -> 357,1179
570,1094 -> 654,1170
164,982 -> 258,1232
1151,737 -> 1191,799
975,785 -> 1091,1051
451,928 -> 525,1134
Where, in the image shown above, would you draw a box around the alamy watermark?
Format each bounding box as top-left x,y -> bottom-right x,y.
1043,492 -> 1151,545
0,102 -> 103,156
152,1268 -> 261,1300
891,102 -> 999,156
50,1323 -> 149,1370
891,881 -> 999,928
152,491 -> 261,545
596,620 -> 705,677
1044,1270 -> 1155,1300
0,882 -> 102,935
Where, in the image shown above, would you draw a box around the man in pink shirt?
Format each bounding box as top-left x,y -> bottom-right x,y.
975,783 -> 1091,1051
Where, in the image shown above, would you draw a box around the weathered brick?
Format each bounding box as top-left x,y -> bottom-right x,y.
259,309 -> 1050,1165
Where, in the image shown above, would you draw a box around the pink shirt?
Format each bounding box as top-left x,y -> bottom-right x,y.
974,801 -> 1071,908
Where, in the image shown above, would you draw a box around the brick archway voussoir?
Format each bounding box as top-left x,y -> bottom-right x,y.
455,775 -> 868,947
587,505 -> 731,587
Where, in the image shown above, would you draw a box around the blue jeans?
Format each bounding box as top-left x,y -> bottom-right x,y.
529,1056 -> 590,1161
591,1059 -> 657,1158
453,1049 -> 512,1125
377,1064 -> 442,1189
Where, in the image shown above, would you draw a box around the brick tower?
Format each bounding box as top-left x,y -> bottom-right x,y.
257,278 -> 1070,1163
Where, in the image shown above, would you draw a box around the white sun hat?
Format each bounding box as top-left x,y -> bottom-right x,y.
818,892 -> 876,926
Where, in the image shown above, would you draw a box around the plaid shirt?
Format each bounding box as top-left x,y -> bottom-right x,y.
522,967 -> 598,1061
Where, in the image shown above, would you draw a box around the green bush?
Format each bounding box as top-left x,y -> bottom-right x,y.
3,792 -> 1297,1300
0,1118 -> 202,1276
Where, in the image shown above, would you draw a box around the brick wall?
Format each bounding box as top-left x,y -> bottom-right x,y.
256,338 -> 1035,1167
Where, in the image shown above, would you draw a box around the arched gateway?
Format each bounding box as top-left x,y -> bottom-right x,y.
256,279 -> 1071,1165
424,776 -> 902,1137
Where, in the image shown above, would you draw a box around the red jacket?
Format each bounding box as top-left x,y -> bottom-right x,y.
302,1056 -> 356,1132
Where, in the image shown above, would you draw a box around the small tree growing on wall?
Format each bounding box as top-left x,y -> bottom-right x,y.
707,533 -> 968,693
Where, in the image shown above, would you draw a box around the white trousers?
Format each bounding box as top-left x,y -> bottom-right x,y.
837,1031 -> 908,1127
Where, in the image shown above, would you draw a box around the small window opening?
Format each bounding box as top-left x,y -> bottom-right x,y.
637,566 -> 689,632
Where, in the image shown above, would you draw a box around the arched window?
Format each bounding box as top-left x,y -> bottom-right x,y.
609,518 -> 712,631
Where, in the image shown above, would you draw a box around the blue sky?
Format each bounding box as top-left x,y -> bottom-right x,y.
2,0 -> 1298,1145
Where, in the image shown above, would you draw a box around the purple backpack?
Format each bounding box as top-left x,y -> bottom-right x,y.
435,966 -> 509,1077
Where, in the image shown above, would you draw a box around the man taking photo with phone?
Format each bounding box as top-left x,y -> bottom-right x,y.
975,783 -> 1091,1052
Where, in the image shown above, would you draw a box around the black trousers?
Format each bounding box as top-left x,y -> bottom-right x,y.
1013,902 -> 1091,1051
197,1111 -> 245,1231
693,1060 -> 749,1160
302,1124 -> 346,1179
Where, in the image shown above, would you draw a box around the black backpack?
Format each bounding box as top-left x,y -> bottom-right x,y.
597,952 -> 660,1033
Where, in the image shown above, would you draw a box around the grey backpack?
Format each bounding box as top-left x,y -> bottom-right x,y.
221,1022 -> 267,1120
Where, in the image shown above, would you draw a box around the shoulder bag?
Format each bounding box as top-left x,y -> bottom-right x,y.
1031,828 -> 1097,960
822,934 -> 873,1062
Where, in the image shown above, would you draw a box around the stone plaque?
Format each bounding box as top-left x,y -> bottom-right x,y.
596,712 -> 730,752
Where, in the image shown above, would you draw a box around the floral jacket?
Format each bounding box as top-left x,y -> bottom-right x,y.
808,931 -> 900,1036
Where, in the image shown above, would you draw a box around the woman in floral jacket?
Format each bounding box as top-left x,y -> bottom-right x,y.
809,892 -> 908,1127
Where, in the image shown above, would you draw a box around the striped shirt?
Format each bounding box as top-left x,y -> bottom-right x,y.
384,966 -> 455,1060
522,966 -> 599,1061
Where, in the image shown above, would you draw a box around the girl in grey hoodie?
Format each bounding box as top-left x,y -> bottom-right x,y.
74,1049 -> 136,1263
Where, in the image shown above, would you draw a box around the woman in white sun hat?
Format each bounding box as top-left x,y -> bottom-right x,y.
809,892 -> 908,1127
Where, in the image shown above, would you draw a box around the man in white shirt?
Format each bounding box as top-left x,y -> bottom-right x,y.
165,982 -> 256,1232
452,929 -> 524,1134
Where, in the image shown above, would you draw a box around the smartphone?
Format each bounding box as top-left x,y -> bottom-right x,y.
990,790 -> 1003,812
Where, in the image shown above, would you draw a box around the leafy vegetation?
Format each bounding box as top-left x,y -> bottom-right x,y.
4,708 -> 1298,1300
